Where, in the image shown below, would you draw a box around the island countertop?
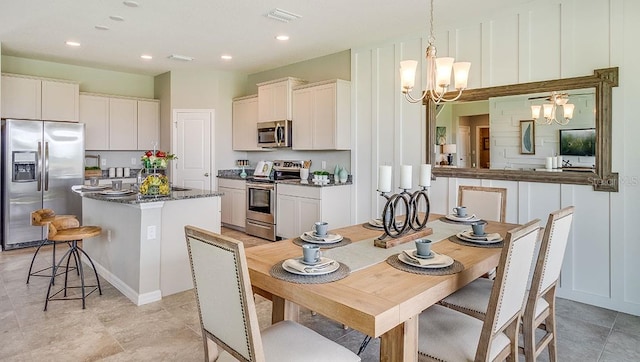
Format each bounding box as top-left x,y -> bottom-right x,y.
79,185 -> 223,204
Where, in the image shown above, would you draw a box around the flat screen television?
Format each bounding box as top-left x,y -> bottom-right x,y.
559,128 -> 596,156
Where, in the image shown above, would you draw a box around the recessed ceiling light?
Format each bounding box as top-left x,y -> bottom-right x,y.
276,35 -> 290,41
141,55 -> 153,60
65,41 -> 81,47
109,15 -> 125,21
168,54 -> 194,61
221,55 -> 232,60
95,25 -> 110,30
123,0 -> 139,7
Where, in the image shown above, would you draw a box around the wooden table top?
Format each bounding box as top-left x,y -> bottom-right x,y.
245,214 -> 519,338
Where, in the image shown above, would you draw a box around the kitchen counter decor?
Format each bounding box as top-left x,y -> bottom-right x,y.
139,172 -> 170,196
141,149 -> 177,169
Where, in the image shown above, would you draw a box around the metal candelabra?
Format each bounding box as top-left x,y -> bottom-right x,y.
377,186 -> 431,240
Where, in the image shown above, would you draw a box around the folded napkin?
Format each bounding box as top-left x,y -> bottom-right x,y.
283,258 -> 336,273
402,250 -> 453,267
447,213 -> 478,221
461,231 -> 502,241
303,231 -> 342,242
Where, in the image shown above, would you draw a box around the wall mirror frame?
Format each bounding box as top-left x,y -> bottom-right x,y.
425,67 -> 619,192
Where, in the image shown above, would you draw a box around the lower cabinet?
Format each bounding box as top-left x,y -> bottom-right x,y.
218,178 -> 246,229
276,183 -> 352,239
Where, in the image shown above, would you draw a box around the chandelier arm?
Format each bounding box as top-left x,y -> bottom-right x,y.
403,90 -> 428,104
427,88 -> 464,104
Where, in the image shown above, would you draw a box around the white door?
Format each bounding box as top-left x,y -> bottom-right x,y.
457,126 -> 471,168
173,110 -> 214,191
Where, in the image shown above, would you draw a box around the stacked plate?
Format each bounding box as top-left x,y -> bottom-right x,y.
445,214 -> 481,222
398,249 -> 454,268
81,185 -> 109,191
368,218 -> 403,229
456,230 -> 503,244
282,257 -> 339,275
300,231 -> 343,244
99,189 -> 136,196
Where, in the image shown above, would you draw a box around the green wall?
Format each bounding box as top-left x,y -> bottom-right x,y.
1,55 -> 155,98
245,50 -> 350,95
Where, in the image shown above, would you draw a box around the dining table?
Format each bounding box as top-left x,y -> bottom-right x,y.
245,214 -> 519,361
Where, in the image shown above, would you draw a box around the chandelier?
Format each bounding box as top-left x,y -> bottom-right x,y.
399,0 -> 471,104
530,92 -> 575,125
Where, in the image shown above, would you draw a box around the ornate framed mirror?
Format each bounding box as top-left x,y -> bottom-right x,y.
425,67 -> 619,192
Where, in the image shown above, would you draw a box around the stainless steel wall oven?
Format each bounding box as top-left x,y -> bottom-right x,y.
245,181 -> 277,241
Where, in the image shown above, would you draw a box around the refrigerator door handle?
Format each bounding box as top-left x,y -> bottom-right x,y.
44,141 -> 50,191
37,141 -> 43,191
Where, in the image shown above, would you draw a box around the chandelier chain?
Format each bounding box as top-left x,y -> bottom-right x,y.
428,0 -> 435,44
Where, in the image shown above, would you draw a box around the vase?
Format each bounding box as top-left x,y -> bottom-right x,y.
339,168 -> 348,183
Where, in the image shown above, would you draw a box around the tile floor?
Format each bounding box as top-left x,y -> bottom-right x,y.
0,228 -> 638,361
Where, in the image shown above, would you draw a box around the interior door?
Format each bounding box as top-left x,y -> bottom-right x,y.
457,126 -> 470,168
173,110 -> 214,191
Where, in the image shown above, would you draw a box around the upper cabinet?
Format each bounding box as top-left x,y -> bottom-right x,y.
292,79 -> 351,150
80,93 -> 159,150
257,77 -> 306,122
1,73 -> 79,121
232,95 -> 262,151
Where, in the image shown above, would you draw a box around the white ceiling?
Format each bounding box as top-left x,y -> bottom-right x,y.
0,0 -> 535,76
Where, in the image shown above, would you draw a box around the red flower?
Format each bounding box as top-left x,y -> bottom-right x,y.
156,150 -> 166,158
145,150 -> 153,157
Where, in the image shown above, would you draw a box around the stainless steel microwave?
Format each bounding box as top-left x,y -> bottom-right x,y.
257,120 -> 292,148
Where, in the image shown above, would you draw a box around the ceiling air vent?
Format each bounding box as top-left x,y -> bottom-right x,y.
168,54 -> 194,61
266,8 -> 302,23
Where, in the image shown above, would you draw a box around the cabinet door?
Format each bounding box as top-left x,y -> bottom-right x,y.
232,97 -> 260,150
292,88 -> 314,150
258,84 -> 274,122
109,98 -> 138,150
272,81 -> 290,120
219,186 -> 233,225
137,100 -> 160,150
1,75 -> 41,120
312,84 -> 337,149
297,198 -> 321,236
230,188 -> 247,227
80,95 -> 110,150
276,194 -> 297,239
41,80 -> 79,121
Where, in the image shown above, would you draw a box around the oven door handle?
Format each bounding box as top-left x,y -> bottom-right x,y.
270,188 -> 275,216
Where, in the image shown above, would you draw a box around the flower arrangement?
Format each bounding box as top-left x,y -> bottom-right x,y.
141,150 -> 177,169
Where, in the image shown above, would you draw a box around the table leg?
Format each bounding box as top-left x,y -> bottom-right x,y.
380,315 -> 418,362
271,295 -> 299,324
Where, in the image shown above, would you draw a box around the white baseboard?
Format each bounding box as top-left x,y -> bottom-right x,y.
84,258 -> 162,306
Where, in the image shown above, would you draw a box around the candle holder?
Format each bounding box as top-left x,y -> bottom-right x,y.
375,186 -> 431,248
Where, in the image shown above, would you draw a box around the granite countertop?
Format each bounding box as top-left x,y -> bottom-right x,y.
79,184 -> 223,204
217,174 -> 249,180
277,179 -> 353,187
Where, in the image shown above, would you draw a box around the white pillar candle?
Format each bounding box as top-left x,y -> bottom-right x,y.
552,156 -> 558,169
378,166 -> 392,193
400,165 -> 412,189
545,157 -> 553,170
557,155 -> 563,168
419,164 -> 432,187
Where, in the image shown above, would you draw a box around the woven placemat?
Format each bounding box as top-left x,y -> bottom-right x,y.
438,216 -> 485,225
448,235 -> 504,248
361,222 -> 385,231
386,254 -> 464,275
269,259 -> 350,284
292,237 -> 352,249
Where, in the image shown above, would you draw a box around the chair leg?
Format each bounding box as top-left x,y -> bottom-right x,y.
76,244 -> 102,295
73,241 -> 87,309
44,246 -> 75,311
545,304 -> 558,362
26,239 -> 48,284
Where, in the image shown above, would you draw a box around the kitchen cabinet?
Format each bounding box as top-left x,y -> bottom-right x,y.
292,79 -> 351,150
232,95 -> 262,151
276,183 -> 352,239
1,73 -> 79,121
218,178 -> 246,229
257,77 -> 306,122
80,93 -> 159,150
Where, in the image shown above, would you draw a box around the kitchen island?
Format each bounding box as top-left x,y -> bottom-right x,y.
80,187 -> 222,305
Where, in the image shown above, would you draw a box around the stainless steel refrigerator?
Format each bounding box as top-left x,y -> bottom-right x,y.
1,119 -> 84,250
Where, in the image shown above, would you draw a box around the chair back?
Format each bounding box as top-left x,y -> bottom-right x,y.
47,217 -> 80,239
185,225 -> 264,362
532,206 -> 575,298
31,209 -> 56,226
480,219 -> 540,347
458,186 -> 507,222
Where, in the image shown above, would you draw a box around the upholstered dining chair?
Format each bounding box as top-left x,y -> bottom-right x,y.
417,219 -> 540,362
438,206 -> 575,362
458,186 -> 507,222
184,225 -> 360,362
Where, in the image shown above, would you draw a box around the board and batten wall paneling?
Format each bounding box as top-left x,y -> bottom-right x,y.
351,0 -> 639,315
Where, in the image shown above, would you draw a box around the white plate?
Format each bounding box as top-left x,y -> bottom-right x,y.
456,231 -> 503,244
282,259 -> 340,275
398,252 -> 454,269
82,185 -> 109,191
368,218 -> 403,228
99,189 -> 134,196
445,213 -> 481,222
300,232 -> 343,244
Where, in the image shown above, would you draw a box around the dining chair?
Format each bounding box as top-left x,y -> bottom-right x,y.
458,186 -> 507,222
184,225 -> 360,362
438,206 -> 575,361
417,218 -> 540,362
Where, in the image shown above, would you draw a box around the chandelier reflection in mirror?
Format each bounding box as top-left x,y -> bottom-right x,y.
399,0 -> 471,104
530,92 -> 575,125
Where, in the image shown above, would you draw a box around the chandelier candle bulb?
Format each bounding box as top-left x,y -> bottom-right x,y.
435,57 -> 454,88
419,164 -> 432,187
531,105 -> 542,119
378,166 -> 392,193
453,62 -> 471,89
400,165 -> 412,189
400,60 -> 418,90
563,103 -> 575,119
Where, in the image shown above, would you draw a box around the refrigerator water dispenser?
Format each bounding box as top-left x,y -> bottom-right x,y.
12,151 -> 37,182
